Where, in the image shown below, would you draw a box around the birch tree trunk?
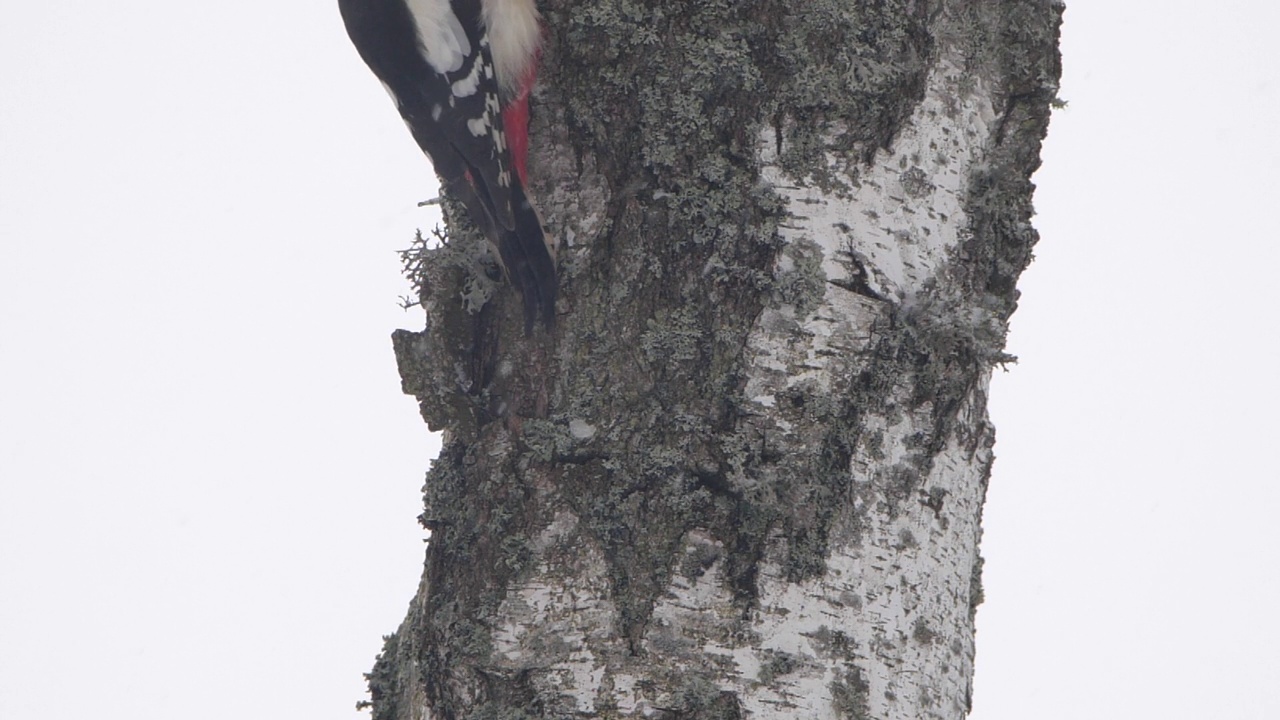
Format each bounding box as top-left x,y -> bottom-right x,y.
371,1 -> 1061,718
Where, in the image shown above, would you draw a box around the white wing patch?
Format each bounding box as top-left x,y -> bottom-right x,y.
405,0 -> 471,74
483,89 -> 506,150
451,60 -> 482,98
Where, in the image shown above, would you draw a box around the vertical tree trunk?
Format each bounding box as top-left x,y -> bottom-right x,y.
372,1 -> 1061,718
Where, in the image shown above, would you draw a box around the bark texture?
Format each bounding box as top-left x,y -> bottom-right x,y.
372,1 -> 1061,718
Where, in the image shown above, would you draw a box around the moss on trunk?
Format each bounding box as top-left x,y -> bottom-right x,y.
369,1 -> 1061,718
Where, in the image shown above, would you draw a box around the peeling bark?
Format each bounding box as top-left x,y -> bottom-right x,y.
369,1 -> 1061,718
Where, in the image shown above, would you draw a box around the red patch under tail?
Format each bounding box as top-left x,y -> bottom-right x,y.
504,94 -> 531,186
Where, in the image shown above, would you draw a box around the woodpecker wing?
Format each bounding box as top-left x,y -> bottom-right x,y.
340,0 -> 557,329
338,0 -> 517,230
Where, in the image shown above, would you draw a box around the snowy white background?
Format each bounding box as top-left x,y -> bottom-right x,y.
1,1 -> 1277,718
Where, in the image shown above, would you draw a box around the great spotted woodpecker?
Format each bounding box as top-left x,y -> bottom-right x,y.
338,0 -> 556,329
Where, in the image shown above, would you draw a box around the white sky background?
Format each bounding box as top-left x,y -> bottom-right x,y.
1,1 -> 1276,718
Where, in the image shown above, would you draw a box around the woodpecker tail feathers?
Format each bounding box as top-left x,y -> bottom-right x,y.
496,183 -> 557,332
448,174 -> 557,332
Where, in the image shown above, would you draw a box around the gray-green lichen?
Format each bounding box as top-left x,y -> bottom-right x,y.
356,632 -> 402,720
755,650 -> 800,685
372,0 -> 1062,717
829,668 -> 871,720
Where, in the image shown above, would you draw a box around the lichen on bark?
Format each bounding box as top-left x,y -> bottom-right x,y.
369,1 -> 1062,718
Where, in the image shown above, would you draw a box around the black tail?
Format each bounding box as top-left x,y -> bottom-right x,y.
496,183 -> 557,333
445,175 -> 557,332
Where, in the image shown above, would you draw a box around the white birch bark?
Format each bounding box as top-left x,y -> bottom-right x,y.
372,2 -> 1062,719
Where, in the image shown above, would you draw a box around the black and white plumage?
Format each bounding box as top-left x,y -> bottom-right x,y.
338,0 -> 556,330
